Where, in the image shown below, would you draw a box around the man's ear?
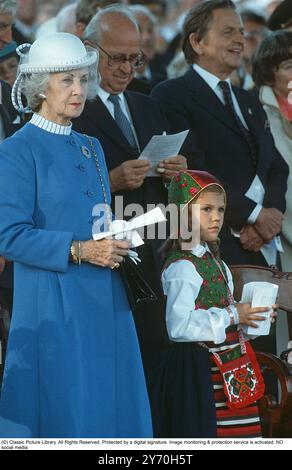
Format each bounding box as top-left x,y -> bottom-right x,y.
189,33 -> 204,56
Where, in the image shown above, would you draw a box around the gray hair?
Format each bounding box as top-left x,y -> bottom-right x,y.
129,4 -> 157,26
83,4 -> 139,44
56,3 -> 77,33
21,65 -> 98,112
0,0 -> 17,16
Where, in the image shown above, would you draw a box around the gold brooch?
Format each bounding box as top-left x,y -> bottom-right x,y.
81,145 -> 91,159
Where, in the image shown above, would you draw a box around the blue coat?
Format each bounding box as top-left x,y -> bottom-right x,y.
0,122 -> 152,438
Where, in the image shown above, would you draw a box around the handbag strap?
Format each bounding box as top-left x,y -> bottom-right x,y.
85,135 -> 113,232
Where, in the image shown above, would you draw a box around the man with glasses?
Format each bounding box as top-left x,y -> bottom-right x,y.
73,4 -> 190,389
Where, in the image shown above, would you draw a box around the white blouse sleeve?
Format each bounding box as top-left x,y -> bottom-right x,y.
162,260 -> 237,344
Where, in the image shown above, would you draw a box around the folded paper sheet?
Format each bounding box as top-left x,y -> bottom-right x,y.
241,281 -> 278,336
92,207 -> 167,248
138,130 -> 189,176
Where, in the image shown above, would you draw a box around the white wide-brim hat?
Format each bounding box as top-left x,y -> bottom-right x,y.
18,32 -> 97,73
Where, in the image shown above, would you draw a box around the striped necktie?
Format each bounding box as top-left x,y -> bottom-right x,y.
218,81 -> 258,168
108,94 -> 139,153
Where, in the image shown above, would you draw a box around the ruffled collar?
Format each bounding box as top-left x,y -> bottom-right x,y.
30,114 -> 72,135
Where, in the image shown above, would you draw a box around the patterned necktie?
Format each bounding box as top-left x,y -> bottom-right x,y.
218,81 -> 258,168
108,94 -> 139,153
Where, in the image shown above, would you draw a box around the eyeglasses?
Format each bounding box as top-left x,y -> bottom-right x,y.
88,41 -> 145,69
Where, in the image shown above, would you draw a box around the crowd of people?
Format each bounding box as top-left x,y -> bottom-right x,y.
0,0 -> 291,438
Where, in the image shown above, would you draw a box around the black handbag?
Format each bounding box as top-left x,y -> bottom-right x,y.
86,134 -> 158,311
119,257 -> 158,311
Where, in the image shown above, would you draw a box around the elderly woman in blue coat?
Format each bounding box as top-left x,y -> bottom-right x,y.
0,32 -> 152,438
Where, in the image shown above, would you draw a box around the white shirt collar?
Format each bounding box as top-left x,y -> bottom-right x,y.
98,87 -> 125,106
190,243 -> 211,258
193,64 -> 232,91
30,114 -> 72,135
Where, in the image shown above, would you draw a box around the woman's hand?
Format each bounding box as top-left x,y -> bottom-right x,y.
235,303 -> 271,328
80,239 -> 129,269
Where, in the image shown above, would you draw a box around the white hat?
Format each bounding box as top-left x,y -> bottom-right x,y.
12,32 -> 98,113
18,32 -> 97,73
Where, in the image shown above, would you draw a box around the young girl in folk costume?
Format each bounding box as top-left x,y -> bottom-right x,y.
152,170 -> 277,438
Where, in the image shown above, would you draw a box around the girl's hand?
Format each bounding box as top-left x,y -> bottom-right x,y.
80,239 -> 129,269
235,302 -> 270,328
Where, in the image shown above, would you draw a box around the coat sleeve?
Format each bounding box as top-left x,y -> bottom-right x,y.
253,97 -> 289,213
0,137 -> 73,272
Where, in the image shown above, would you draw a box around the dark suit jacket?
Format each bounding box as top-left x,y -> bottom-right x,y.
151,69 -> 289,264
0,80 -> 21,138
73,91 -> 173,214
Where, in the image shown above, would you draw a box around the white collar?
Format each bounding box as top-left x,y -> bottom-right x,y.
260,85 -> 280,110
190,243 -> 211,258
98,87 -> 125,106
30,114 -> 72,135
193,64 -> 232,91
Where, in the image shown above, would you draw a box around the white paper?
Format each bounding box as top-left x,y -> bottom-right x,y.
92,207 -> 166,248
138,130 -> 189,177
241,281 -> 278,336
232,174 -> 282,266
245,175 -> 265,205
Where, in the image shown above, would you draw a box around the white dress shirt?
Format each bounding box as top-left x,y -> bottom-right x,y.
162,244 -> 239,345
192,64 -> 262,223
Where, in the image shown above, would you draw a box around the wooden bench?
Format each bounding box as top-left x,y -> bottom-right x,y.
230,265 -> 292,437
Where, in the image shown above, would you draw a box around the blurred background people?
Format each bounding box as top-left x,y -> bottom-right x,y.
0,40 -> 18,86
236,4 -> 268,89
128,4 -> 167,93
268,0 -> 292,31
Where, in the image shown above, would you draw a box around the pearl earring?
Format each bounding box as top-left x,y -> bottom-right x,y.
39,93 -> 47,99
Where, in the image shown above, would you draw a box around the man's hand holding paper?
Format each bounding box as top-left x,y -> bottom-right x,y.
156,154 -> 188,181
138,130 -> 189,177
109,159 -> 151,192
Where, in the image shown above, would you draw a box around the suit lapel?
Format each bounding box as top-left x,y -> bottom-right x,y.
84,96 -> 136,156
233,87 -> 259,139
183,69 -> 243,137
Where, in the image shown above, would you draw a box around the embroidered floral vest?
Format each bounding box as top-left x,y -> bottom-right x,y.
164,250 -> 237,346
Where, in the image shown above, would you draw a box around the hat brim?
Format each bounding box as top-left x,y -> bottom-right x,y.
182,183 -> 226,211
19,50 -> 97,74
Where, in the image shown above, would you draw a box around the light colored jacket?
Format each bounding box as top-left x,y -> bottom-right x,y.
259,86 -> 292,248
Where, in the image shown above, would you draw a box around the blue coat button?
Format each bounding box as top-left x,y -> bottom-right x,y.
84,190 -> 94,198
76,164 -> 86,172
69,137 -> 76,146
